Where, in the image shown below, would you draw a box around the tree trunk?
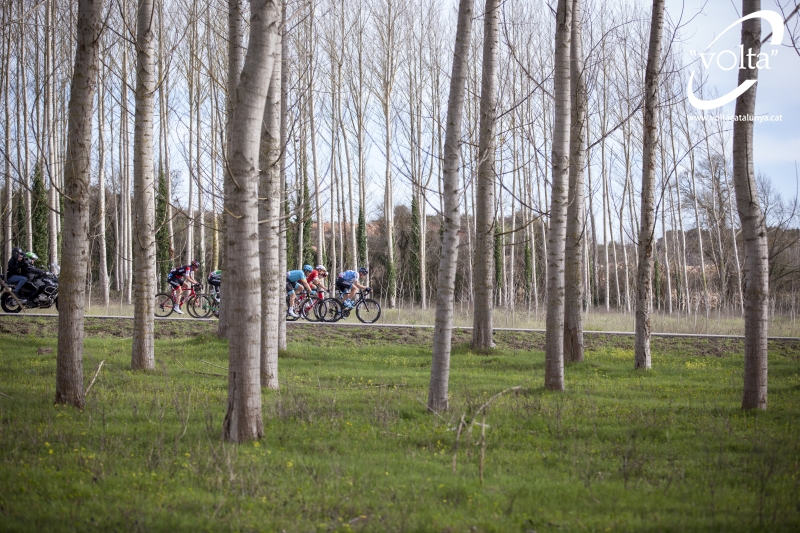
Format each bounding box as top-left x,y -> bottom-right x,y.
732,0 -> 768,410
564,0 -> 587,363
45,0 -> 58,270
260,27 -> 282,390
131,0 -> 157,371
427,0 -> 474,413
219,0 -> 245,339
633,0 -> 665,370
471,0 -> 499,352
222,0 -> 280,443
97,54 -> 109,309
3,17 -> 11,264
544,0 -> 572,391
277,2 -> 288,351
55,0 -> 103,408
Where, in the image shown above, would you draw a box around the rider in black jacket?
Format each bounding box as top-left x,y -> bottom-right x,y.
6,248 -> 27,294
21,253 -> 45,278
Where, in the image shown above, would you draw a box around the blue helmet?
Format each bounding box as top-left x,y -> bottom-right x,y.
358,267 -> 368,275
303,264 -> 313,273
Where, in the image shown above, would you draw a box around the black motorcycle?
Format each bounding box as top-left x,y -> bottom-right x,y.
1,268 -> 59,313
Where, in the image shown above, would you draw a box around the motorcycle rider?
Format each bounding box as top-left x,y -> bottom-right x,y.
6,247 -> 27,294
17,252 -> 46,300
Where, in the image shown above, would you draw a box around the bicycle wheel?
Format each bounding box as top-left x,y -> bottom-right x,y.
355,298 -> 381,324
154,293 -> 175,317
301,298 -> 318,321
318,298 -> 343,322
188,294 -> 213,318
185,295 -> 201,318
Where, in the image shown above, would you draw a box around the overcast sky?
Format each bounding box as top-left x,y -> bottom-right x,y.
664,0 -> 800,197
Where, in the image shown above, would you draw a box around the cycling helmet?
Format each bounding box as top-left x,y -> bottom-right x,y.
191,260 -> 200,269
316,265 -> 328,277
358,267 -> 368,275
303,264 -> 313,272
11,247 -> 22,257
24,252 -> 38,262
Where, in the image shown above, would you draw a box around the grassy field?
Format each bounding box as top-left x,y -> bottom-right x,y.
0,319 -> 799,532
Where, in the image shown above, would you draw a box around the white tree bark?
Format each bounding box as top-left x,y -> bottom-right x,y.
222,0 -> 280,443
260,22 -> 282,391
544,0 -> 572,391
131,0 -> 157,371
633,0 -> 665,370
97,54 -> 109,309
471,0 -> 499,352
427,0 -> 474,413
564,0 -> 587,363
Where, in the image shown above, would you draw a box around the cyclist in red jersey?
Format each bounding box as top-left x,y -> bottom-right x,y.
304,264 -> 329,293
167,260 -> 200,314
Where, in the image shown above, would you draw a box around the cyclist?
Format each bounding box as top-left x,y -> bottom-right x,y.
335,267 -> 369,309
207,269 -> 222,297
304,264 -> 329,294
168,260 -> 200,314
286,268 -> 313,318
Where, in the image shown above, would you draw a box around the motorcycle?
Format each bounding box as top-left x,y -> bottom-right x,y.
1,264 -> 59,313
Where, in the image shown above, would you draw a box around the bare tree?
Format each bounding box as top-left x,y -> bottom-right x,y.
564,0 -> 587,363
472,0 -> 499,352
260,16 -> 282,391
544,0 -> 572,391
218,0 -> 245,339
733,0 -> 769,410
96,51 -> 109,309
131,0 -> 157,371
633,0 -> 665,370
427,0 -> 474,413
55,0 -> 103,408
222,0 -> 281,443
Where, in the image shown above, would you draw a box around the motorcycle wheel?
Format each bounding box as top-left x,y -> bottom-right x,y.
0,293 -> 22,313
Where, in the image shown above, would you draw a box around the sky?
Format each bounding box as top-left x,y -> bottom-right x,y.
664,0 -> 800,196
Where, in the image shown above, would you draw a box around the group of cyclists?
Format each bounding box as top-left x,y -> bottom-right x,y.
285,264 -> 369,318
164,259 -> 370,320
5,248 -> 371,320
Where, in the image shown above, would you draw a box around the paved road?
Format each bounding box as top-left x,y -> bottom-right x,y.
1,312 -> 798,341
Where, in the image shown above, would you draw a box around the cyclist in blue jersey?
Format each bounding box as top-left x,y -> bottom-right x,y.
335,267 -> 369,309
286,269 -> 313,317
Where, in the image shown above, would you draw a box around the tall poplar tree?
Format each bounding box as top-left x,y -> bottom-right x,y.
634,0 -> 666,370
55,0 -> 104,408
732,0 -> 770,410
544,0 -> 572,391
131,0 -> 157,371
427,0 -> 474,413
222,0 -> 281,443
472,0 -> 500,352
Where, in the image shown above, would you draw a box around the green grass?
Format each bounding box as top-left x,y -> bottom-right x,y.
0,328 -> 799,532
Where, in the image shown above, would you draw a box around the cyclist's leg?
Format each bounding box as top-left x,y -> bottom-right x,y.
286,279 -> 297,307
168,277 -> 182,312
